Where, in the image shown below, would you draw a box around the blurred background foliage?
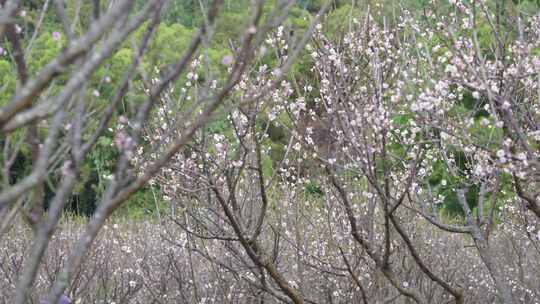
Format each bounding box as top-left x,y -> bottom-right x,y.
1,0 -> 538,219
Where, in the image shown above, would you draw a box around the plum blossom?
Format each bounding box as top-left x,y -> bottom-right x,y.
52,31 -> 61,41
118,115 -> 129,125
61,160 -> 72,176
533,57 -> 540,70
114,131 -> 134,152
221,55 -> 233,66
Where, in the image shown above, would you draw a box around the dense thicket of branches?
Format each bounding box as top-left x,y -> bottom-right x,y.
1,0 -> 540,303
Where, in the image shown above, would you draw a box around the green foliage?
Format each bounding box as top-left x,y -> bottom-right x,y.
515,0 -> 540,14
116,186 -> 166,219
297,0 -> 325,13
214,10 -> 249,44
2,0 -> 313,219
27,33 -> 64,74
107,48 -> 133,82
163,0 -> 203,27
304,180 -> 324,197
0,59 -> 16,105
324,4 -> 361,37
64,0 -> 94,33
442,185 -> 479,216
7,0 -> 528,221
262,153 -> 274,177
142,23 -> 193,69
269,142 -> 285,163
476,20 -> 496,58
206,117 -> 230,134
266,122 -> 287,143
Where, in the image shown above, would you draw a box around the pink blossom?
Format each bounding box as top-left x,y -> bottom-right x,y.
221,55 -> 233,66
118,115 -> 129,125
114,131 -> 134,151
52,31 -> 61,41
533,57 -> 540,70
61,160 -> 72,176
